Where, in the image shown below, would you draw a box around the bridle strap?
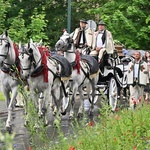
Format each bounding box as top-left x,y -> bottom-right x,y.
0,54 -> 7,58
0,38 -> 10,59
22,67 -> 31,71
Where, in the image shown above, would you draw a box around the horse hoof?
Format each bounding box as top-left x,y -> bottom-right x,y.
52,111 -> 57,116
6,126 -> 12,134
24,120 -> 29,127
69,115 -> 74,120
77,113 -> 83,118
44,120 -> 49,127
61,111 -> 66,116
88,111 -> 94,116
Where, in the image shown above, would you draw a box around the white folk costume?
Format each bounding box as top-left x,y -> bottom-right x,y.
90,21 -> 114,60
70,19 -> 93,53
127,59 -> 149,108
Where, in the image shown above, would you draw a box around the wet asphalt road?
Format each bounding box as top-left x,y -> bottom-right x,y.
0,95 -> 127,150
0,97 -> 102,150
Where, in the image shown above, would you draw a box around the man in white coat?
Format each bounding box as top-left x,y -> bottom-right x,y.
90,20 -> 114,62
127,51 -> 149,109
70,19 -> 93,54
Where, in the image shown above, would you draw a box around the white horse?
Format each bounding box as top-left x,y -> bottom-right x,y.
0,31 -> 21,132
18,41 -> 71,124
55,32 -> 99,118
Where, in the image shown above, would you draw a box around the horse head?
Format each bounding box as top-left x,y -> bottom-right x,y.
0,31 -> 15,68
18,47 -> 32,79
19,40 -> 43,79
55,32 -> 73,52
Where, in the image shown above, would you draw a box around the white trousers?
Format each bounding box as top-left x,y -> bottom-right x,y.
129,85 -> 144,108
90,48 -> 106,60
98,48 -> 106,60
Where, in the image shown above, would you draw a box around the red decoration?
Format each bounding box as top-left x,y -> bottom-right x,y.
38,46 -> 49,82
73,50 -> 81,74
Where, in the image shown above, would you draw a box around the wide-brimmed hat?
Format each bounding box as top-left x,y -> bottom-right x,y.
80,19 -> 87,24
98,20 -> 106,26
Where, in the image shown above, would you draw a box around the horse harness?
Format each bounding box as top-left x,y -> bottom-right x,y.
0,38 -> 20,78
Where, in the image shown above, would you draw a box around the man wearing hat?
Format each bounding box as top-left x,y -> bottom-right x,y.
127,51 -> 149,109
90,20 -> 114,62
70,19 -> 93,53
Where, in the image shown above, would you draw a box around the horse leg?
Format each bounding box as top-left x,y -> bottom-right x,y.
42,87 -> 52,126
69,82 -> 78,119
38,92 -> 44,117
51,86 -> 61,116
77,86 -> 85,118
60,80 -> 70,115
6,87 -> 18,132
2,88 -> 11,108
30,90 -> 38,109
88,79 -> 96,116
15,92 -> 24,107
51,85 -> 63,127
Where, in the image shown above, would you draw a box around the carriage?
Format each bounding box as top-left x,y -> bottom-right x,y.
0,29 -> 129,133
95,46 -> 129,111
55,31 -> 131,115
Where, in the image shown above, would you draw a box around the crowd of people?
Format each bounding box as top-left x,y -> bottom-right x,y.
66,18 -> 150,109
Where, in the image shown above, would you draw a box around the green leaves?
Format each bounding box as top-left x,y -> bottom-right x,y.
8,9 -> 27,43
1,0 -> 149,49
28,7 -> 48,44
85,0 -> 149,49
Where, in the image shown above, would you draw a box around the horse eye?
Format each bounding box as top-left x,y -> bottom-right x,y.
5,43 -> 10,48
29,48 -> 33,53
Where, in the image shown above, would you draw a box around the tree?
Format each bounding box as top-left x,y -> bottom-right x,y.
8,9 -> 27,43
0,0 -> 10,33
87,0 -> 150,49
27,7 -> 48,44
3,0 -> 149,49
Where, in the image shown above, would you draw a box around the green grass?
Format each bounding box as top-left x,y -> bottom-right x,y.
0,92 -> 5,101
32,101 -> 150,150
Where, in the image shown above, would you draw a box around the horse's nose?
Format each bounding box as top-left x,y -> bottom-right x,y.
25,74 -> 29,79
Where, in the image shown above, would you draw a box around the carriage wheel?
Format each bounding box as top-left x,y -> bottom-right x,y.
107,77 -> 118,111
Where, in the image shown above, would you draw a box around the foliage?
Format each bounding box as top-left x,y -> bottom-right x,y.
38,102 -> 150,150
8,9 -> 27,43
0,132 -> 15,150
87,0 -> 150,49
0,92 -> 5,101
28,7 -> 49,44
0,0 -> 10,33
1,0 -> 149,49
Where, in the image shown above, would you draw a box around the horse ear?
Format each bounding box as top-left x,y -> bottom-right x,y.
30,38 -> 33,44
18,42 -> 22,51
29,48 -> 33,54
39,39 -> 42,46
27,43 -> 30,49
5,30 -> 8,37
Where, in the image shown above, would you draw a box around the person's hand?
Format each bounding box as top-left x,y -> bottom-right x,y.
96,47 -> 102,52
84,43 -> 87,47
98,59 -> 101,63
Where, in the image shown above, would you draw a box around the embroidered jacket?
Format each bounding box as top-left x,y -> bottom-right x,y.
91,30 -> 114,55
127,60 -> 149,86
70,27 -> 93,48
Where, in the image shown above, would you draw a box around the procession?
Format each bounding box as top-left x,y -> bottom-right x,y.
0,0 -> 150,149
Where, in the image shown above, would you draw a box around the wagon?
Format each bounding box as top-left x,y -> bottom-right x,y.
94,49 -> 129,111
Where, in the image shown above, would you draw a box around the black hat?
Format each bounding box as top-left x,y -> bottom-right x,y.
98,20 -> 106,26
80,19 -> 87,24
